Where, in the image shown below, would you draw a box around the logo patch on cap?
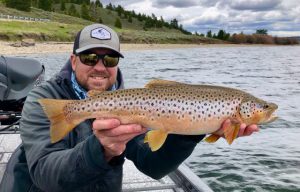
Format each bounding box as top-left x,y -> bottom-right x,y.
91,27 -> 111,40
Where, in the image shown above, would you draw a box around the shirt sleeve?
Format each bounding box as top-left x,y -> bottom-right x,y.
20,86 -> 123,191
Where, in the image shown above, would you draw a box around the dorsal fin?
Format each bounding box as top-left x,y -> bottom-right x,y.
87,89 -> 105,97
145,79 -> 184,88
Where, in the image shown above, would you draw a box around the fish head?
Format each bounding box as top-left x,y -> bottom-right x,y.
239,97 -> 278,125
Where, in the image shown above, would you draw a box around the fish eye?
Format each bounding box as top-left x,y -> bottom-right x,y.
264,104 -> 269,109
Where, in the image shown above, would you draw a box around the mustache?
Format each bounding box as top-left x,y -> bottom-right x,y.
89,72 -> 110,78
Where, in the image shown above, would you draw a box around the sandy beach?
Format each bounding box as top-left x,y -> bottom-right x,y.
0,41 -> 278,56
0,41 -> 213,55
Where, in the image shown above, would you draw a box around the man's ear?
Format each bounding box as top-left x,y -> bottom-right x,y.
70,54 -> 76,71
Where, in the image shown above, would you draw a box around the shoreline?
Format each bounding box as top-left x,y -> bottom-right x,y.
0,41 -> 289,55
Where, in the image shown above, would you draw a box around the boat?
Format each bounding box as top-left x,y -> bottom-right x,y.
0,55 -> 213,191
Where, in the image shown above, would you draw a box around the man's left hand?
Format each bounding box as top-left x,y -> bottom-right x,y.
215,119 -> 259,138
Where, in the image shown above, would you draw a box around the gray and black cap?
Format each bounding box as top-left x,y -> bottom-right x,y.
73,24 -> 124,58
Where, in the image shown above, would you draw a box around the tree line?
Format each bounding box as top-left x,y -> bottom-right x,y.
196,29 -> 298,45
3,0 -> 191,34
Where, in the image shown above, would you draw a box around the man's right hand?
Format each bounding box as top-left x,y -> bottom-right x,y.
92,118 -> 147,162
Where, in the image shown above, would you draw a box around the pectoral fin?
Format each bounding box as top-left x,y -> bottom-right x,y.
204,134 -> 221,143
144,130 -> 168,151
223,120 -> 240,145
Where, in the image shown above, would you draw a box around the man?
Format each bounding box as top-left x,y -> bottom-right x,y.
0,24 -> 258,191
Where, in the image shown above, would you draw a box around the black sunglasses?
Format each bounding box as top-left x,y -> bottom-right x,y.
76,53 -> 119,67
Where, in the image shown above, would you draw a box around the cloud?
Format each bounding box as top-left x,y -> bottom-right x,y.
99,0 -> 300,37
152,0 -> 198,8
229,0 -> 281,11
199,0 -> 221,7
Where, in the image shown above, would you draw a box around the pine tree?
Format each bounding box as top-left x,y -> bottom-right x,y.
81,3 -> 91,20
106,3 -> 113,10
128,15 -> 132,23
170,18 -> 178,29
68,4 -> 79,17
60,0 -> 66,11
256,29 -> 268,35
206,30 -> 212,38
95,0 -> 102,8
217,29 -> 225,40
115,17 -> 122,28
98,17 -> 103,23
38,0 -> 53,11
5,0 -> 31,11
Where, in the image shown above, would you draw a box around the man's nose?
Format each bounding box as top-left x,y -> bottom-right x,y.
93,59 -> 106,70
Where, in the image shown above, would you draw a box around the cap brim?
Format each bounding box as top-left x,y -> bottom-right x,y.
75,44 -> 124,58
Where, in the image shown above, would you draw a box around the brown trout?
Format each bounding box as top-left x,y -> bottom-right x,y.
38,79 -> 278,151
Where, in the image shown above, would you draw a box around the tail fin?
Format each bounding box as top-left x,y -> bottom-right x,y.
38,99 -> 82,143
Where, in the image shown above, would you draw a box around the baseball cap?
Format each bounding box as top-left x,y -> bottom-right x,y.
73,24 -> 124,58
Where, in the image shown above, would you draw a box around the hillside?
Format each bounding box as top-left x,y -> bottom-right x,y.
0,4 -> 222,44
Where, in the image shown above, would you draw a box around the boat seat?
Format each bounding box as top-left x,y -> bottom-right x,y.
0,56 -> 44,101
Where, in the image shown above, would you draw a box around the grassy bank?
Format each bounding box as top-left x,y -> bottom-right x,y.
0,4 -> 222,44
0,20 -> 223,44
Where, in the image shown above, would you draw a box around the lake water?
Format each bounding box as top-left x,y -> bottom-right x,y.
21,45 -> 300,192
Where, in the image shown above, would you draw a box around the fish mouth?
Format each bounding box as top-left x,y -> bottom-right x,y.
263,114 -> 278,124
262,103 -> 278,124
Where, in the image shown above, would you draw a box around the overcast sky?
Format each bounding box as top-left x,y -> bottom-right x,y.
100,0 -> 300,37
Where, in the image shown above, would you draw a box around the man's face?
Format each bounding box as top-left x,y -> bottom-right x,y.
71,48 -> 118,91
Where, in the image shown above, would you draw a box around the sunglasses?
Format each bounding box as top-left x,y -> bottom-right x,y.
77,53 -> 119,67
